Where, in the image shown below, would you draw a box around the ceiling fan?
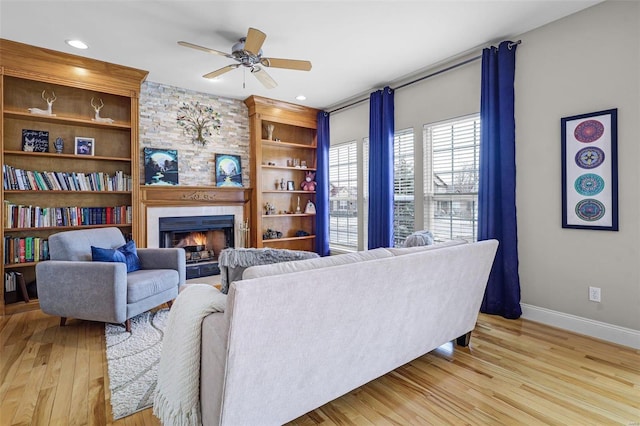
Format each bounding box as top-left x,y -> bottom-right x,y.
178,27 -> 312,89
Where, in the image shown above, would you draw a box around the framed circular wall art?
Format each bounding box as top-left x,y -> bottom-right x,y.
561,108 -> 618,231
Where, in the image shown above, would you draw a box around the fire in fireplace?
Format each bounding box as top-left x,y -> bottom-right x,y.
159,215 -> 234,279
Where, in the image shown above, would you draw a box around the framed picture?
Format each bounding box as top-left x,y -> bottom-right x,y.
561,108 -> 618,231
215,154 -> 243,187
22,129 -> 49,152
287,180 -> 295,191
74,137 -> 95,156
144,147 -> 179,185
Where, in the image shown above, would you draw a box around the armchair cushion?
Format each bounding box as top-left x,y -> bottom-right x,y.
127,269 -> 180,304
91,240 -> 141,272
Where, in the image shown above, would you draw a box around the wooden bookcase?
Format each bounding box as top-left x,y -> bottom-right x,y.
244,96 -> 319,252
0,39 -> 148,315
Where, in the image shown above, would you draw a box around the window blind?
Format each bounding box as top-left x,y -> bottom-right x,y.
424,115 -> 480,242
393,128 -> 415,247
329,141 -> 359,249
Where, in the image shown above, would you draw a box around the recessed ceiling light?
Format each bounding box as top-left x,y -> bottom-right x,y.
65,39 -> 88,50
295,95 -> 306,101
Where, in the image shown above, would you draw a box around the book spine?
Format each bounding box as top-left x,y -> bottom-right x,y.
18,238 -> 25,263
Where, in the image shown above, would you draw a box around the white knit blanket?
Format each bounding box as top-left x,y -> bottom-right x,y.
153,284 -> 227,426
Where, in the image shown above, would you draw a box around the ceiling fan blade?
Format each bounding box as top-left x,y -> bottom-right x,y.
260,57 -> 312,71
178,41 -> 234,59
243,27 -> 266,55
251,66 -> 277,89
203,64 -> 239,79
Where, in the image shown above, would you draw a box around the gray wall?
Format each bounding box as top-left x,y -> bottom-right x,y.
329,0 -> 639,334
516,1 -> 639,331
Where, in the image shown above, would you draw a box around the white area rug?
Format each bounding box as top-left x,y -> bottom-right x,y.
105,309 -> 169,420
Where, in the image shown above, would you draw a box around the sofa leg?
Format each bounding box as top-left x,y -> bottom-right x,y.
125,319 -> 131,332
456,332 -> 471,347
166,300 -> 173,309
60,317 -> 67,327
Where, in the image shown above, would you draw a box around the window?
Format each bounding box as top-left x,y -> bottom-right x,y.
329,142 -> 358,249
394,128 -> 415,247
424,115 -> 480,242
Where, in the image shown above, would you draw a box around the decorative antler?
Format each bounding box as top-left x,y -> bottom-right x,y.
43,90 -> 57,105
91,97 -> 104,113
90,97 -> 114,123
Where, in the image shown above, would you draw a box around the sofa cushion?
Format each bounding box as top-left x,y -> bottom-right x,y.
126,269 -> 179,303
91,245 -> 127,264
242,247 -> 393,280
386,239 -> 467,256
91,240 -> 141,272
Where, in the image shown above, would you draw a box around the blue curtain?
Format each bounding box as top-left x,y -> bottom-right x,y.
368,86 -> 394,249
315,111 -> 330,256
478,40 -> 522,319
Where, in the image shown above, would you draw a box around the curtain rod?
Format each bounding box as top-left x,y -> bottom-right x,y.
328,40 -> 521,114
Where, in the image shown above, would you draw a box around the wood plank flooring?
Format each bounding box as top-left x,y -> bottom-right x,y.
1,308 -> 638,425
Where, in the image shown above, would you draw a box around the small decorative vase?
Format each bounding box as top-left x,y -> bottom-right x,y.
54,137 -> 64,154
266,124 -> 275,140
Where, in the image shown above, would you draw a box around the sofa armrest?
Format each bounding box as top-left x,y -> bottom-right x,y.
35,260 -> 128,323
137,248 -> 186,285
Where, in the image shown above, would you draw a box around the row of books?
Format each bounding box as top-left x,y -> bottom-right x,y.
4,271 -> 34,304
4,203 -> 132,229
3,164 -> 132,192
4,236 -> 49,265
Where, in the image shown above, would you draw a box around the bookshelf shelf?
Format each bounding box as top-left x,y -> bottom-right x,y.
4,150 -> 132,162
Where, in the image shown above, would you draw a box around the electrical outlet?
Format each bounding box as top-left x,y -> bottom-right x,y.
589,286 -> 601,302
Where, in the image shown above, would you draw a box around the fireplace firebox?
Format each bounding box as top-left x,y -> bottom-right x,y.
159,215 -> 234,279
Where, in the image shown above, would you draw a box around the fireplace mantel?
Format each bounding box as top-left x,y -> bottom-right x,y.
137,186 -> 252,247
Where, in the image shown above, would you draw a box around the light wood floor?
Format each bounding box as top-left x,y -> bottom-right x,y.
1,305 -> 638,425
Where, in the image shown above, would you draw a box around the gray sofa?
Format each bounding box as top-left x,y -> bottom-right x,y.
199,239 -> 499,425
36,227 -> 185,331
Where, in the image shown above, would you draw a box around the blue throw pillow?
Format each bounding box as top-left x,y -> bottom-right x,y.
91,240 -> 141,273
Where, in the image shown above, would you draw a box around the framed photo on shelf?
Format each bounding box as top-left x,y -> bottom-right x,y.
561,108 -> 618,231
287,180 -> 295,191
22,129 -> 49,152
74,137 -> 95,156
144,147 -> 179,185
215,153 -> 243,187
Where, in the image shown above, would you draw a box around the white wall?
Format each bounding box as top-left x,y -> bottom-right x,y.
516,0 -> 639,333
329,0 -> 639,342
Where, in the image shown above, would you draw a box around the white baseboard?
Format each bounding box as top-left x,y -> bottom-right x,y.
520,304 -> 640,349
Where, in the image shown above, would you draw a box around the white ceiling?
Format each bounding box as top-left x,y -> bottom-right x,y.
0,1 -> 601,111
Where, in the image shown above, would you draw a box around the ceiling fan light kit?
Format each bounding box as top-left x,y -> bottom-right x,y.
179,27 -> 312,89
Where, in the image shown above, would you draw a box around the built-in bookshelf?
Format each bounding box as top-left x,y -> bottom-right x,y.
245,96 -> 319,252
0,38 -> 148,315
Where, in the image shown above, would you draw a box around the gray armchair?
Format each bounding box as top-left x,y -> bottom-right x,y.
36,227 -> 185,331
